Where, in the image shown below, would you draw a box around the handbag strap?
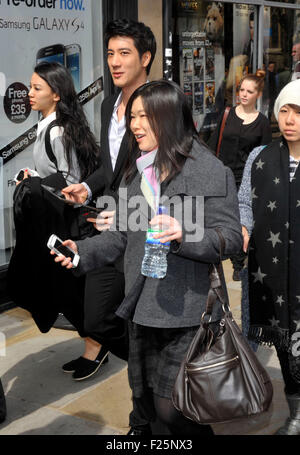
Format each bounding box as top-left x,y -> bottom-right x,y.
216,107 -> 230,158
203,228 -> 230,322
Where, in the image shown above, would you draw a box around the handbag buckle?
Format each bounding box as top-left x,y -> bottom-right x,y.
222,302 -> 230,313
201,312 -> 212,324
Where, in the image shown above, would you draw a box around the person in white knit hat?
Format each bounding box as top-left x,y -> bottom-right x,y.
238,78 -> 300,435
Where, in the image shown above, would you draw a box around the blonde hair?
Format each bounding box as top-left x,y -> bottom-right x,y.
239,69 -> 266,93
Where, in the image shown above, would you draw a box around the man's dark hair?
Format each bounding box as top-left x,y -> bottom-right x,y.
105,19 -> 156,75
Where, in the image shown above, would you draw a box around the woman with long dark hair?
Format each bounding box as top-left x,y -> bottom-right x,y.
9,62 -> 104,377
52,80 -> 242,434
29,61 -> 99,183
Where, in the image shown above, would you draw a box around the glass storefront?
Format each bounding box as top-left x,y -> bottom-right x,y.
0,0 -> 104,269
171,0 -> 300,141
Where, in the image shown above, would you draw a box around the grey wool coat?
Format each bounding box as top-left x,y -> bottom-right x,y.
75,139 -> 243,328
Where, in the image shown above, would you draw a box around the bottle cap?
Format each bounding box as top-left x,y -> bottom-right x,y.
157,205 -> 168,215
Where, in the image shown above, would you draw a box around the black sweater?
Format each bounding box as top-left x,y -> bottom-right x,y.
208,107 -> 272,187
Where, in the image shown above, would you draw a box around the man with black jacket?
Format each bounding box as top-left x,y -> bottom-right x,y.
62,19 -> 156,436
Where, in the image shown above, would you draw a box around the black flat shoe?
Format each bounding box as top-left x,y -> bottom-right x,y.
62,357 -> 83,373
72,348 -> 109,381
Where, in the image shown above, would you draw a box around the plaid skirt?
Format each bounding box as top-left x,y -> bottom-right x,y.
127,321 -> 199,399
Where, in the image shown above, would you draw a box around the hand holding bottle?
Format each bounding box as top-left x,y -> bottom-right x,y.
150,214 -> 182,244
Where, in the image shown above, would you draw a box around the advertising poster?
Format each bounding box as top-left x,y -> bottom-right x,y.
193,47 -> 204,81
204,81 -> 215,113
193,82 -> 203,114
0,1 -> 103,252
178,1 -> 224,131
183,81 -> 193,107
182,48 -> 193,81
205,47 -> 215,80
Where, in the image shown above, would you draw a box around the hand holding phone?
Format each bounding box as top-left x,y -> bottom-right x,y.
93,210 -> 115,232
47,234 -> 79,268
14,168 -> 39,183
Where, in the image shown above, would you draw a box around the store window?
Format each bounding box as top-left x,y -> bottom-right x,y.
172,1 -> 300,141
262,5 -> 300,123
0,1 -> 104,269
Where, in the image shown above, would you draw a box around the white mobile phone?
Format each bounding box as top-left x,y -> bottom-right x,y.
47,234 -> 79,268
14,168 -> 39,183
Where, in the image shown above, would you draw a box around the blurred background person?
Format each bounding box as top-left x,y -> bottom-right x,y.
208,70 -> 272,281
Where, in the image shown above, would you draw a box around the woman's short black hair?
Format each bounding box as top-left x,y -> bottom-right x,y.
105,19 -> 156,75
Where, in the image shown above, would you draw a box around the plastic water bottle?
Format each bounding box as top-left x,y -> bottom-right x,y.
141,205 -> 170,279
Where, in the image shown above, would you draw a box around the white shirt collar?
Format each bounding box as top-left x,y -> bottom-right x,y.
37,111 -> 57,136
113,92 -> 123,113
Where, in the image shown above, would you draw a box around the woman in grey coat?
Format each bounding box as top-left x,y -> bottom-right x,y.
53,80 -> 243,435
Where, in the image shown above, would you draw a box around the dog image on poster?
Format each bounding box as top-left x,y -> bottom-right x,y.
204,2 -> 224,44
204,81 -> 216,113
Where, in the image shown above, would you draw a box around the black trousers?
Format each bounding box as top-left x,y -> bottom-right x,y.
84,265 -> 128,361
276,347 -> 300,396
84,265 -> 149,428
58,274 -> 87,338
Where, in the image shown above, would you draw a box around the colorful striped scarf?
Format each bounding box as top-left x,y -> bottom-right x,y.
136,149 -> 160,213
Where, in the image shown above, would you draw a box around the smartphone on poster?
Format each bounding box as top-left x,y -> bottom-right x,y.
36,44 -> 66,66
66,44 -> 81,93
47,234 -> 80,268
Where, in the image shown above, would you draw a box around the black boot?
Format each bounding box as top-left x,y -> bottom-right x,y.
275,394 -> 300,435
0,379 -> 6,424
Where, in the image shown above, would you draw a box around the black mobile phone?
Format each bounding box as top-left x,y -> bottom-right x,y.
16,170 -> 24,181
36,44 -> 66,66
82,207 -> 101,218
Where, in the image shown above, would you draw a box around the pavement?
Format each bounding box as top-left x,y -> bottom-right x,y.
0,260 -> 290,436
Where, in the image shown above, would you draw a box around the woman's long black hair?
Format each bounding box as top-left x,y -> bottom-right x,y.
34,62 -> 99,181
125,80 -> 201,183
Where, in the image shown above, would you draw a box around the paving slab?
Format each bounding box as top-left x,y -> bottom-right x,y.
0,260 -> 290,436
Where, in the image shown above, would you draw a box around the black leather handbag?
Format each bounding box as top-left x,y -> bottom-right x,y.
172,231 -> 273,425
